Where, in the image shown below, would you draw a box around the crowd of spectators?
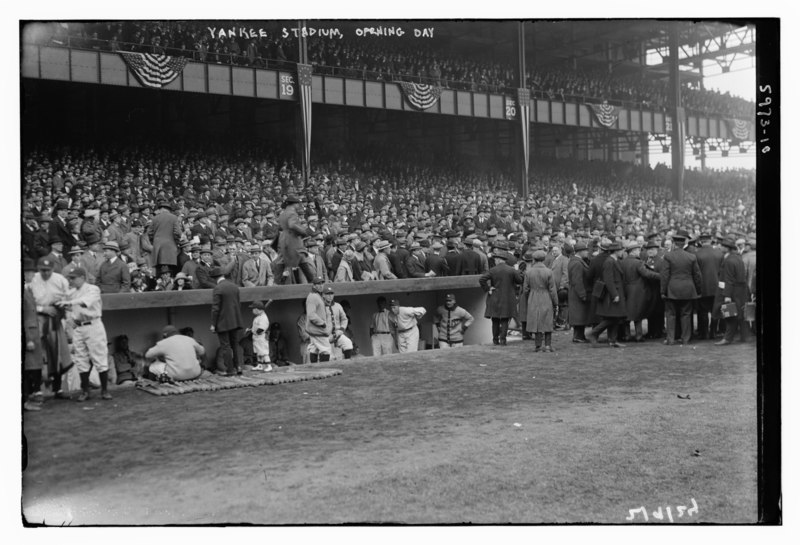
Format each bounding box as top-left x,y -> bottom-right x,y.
21,139 -> 756,294
29,21 -> 754,119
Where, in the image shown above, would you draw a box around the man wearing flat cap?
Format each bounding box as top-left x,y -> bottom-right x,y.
146,199 -> 182,276
660,229 -> 703,345
713,236 -> 748,345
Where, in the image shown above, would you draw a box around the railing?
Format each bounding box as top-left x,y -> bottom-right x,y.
26,36 -> 753,119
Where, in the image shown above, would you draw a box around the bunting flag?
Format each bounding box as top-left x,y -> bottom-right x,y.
396,82 -> 442,110
297,63 -> 314,181
587,101 -> 619,128
727,119 -> 752,141
119,52 -> 189,88
517,88 -> 531,188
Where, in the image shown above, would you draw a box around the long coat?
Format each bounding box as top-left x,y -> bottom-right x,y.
620,255 -> 662,321
211,279 -> 243,332
479,262 -> 523,318
277,207 -> 310,268
459,248 -> 483,275
695,245 -> 724,298
147,210 -> 182,266
595,256 -> 627,318
713,252 -> 748,317
586,252 -> 611,323
660,247 -> 703,300
567,255 -> 591,326
23,286 -> 43,371
550,254 -> 569,291
523,263 -> 558,333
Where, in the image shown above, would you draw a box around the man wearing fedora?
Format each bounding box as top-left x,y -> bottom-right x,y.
373,239 -> 398,280
209,266 -> 245,375
694,233 -> 724,340
97,241 -> 131,293
660,229 -> 703,345
587,241 -> 627,348
49,199 -> 76,255
714,236 -> 748,345
146,199 -> 182,276
479,248 -> 523,346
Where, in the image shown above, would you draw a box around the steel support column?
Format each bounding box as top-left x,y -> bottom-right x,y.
517,21 -> 529,199
669,22 -> 685,201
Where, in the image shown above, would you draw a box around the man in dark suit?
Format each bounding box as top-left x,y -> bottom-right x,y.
479,250 -> 523,345
459,239 -> 483,275
585,241 -> 611,326
660,230 -> 703,345
97,241 -> 131,293
444,241 -> 463,276
714,236 -> 749,345
277,194 -> 313,284
49,200 -> 76,255
694,233 -> 724,339
209,266 -> 244,375
425,241 -> 450,277
587,242 -> 627,347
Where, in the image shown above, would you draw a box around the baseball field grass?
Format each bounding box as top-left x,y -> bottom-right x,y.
21,331 -> 758,525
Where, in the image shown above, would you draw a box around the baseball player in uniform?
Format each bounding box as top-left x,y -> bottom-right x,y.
434,293 -> 474,348
323,286 -> 354,359
56,267 -> 112,402
389,299 -> 427,353
305,276 -> 332,362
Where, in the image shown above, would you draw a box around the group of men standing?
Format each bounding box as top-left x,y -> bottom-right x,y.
477,229 -> 755,350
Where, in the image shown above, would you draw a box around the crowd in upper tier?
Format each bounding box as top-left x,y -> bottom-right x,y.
21,138 -> 755,293
28,20 -> 755,119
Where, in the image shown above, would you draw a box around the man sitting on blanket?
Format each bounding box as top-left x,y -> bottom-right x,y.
145,325 -> 205,382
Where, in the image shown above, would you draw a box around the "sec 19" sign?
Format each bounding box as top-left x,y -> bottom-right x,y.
279,73 -> 296,98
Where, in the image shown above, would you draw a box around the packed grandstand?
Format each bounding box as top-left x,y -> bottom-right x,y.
26,20 -> 755,119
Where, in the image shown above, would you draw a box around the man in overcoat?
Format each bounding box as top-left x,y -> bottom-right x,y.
694,233 -> 724,339
479,250 -> 523,346
278,194 -> 314,284
660,230 -> 703,345
147,200 -> 182,275
523,249 -> 558,352
587,242 -> 627,348
567,241 -> 591,343
620,241 -> 662,342
714,236 -> 749,345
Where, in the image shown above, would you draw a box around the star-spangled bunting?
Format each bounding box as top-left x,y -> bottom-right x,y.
727,119 -> 752,141
298,63 -> 313,182
396,82 -> 443,110
119,52 -> 189,89
587,101 -> 619,128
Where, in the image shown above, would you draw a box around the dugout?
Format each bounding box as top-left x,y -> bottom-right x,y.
102,276 -> 491,364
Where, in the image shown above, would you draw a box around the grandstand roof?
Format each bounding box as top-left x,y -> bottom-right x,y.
324,19 -> 754,82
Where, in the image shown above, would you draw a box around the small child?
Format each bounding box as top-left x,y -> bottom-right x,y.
248,300 -> 272,371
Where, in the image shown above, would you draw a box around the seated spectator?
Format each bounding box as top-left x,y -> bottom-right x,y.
144,325 -> 205,382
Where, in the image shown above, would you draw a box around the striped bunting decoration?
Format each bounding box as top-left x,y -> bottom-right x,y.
119,52 -> 189,89
396,82 -> 443,110
587,101 -> 619,128
298,63 -> 314,179
727,119 -> 752,141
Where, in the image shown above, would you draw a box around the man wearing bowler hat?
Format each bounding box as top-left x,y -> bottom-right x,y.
97,241 -> 131,293
713,236 -> 748,345
660,229 -> 703,345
